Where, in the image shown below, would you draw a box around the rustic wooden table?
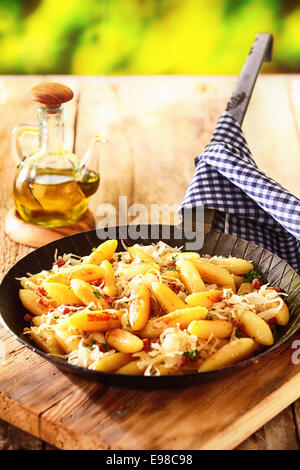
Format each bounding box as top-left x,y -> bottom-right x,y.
0,75 -> 299,450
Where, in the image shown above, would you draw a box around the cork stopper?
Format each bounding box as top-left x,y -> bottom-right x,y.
30,82 -> 74,108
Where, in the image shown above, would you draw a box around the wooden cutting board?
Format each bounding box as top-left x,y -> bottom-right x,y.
0,322 -> 299,450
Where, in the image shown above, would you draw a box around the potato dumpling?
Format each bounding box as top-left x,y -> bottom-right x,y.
176,259 -> 205,294
188,319 -> 233,339
84,239 -> 118,265
129,282 -> 151,331
193,260 -> 236,292
68,310 -> 122,332
199,338 -> 256,372
238,311 -> 274,346
19,289 -> 50,316
210,257 -> 254,275
43,282 -> 82,306
106,328 -> 144,354
140,306 -> 208,338
151,282 -> 187,313
90,352 -> 132,372
185,289 -> 222,309
30,328 -> 64,356
128,246 -> 155,263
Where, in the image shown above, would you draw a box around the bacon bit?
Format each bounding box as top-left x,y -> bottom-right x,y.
53,257 -> 66,268
24,314 -> 33,323
61,307 -> 71,315
143,338 -> 151,352
267,317 -> 277,329
37,297 -> 49,308
166,261 -> 176,269
87,312 -> 116,321
96,343 -> 107,352
274,286 -> 282,293
204,254 -> 211,259
109,258 -> 114,264
168,282 -> 181,294
104,295 -> 119,304
90,279 -> 105,288
231,318 -> 247,336
252,278 -> 262,289
124,259 -> 132,264
177,356 -> 188,368
231,318 -> 243,329
37,286 -> 47,297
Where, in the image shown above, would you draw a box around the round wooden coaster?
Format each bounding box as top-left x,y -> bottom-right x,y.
5,209 -> 96,248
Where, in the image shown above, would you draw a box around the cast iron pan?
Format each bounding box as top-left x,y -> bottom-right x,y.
0,225 -> 299,389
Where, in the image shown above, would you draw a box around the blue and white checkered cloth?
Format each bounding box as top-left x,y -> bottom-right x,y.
179,112 -> 300,274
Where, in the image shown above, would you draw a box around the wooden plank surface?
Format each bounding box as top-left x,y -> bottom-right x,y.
0,75 -> 299,450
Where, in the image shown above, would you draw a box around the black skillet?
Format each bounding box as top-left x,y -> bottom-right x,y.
1,35 -> 299,389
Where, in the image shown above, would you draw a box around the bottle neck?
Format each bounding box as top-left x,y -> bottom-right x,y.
38,105 -> 64,154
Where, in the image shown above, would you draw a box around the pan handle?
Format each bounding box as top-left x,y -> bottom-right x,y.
226,33 -> 273,125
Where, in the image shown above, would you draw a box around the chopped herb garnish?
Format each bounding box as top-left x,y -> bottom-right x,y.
118,254 -> 122,262
238,292 -> 244,296
167,266 -> 175,271
235,329 -> 243,338
54,315 -> 59,319
92,247 -> 96,252
183,349 -> 198,361
200,254 -> 206,258
88,340 -> 97,349
100,342 -> 108,351
243,270 -> 262,283
206,314 -> 213,320
93,291 -> 102,299
126,322 -> 131,328
171,255 -> 178,262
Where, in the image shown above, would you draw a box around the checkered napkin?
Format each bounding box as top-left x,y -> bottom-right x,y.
179,112 -> 300,274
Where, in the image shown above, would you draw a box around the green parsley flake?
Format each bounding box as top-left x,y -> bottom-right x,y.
92,247 -> 96,252
206,314 -> 213,320
88,340 -> 97,349
183,349 -> 198,361
171,255 -> 178,262
243,270 -> 262,283
235,329 -> 243,338
118,254 -> 122,262
93,291 -> 102,299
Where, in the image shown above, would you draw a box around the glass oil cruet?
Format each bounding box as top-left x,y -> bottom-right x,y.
12,82 -> 101,227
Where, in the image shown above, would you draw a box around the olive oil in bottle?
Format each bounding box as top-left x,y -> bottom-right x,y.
14,168 -> 100,226
11,82 -> 101,227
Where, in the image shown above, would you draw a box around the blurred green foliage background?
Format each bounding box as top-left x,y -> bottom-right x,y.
0,0 -> 299,75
